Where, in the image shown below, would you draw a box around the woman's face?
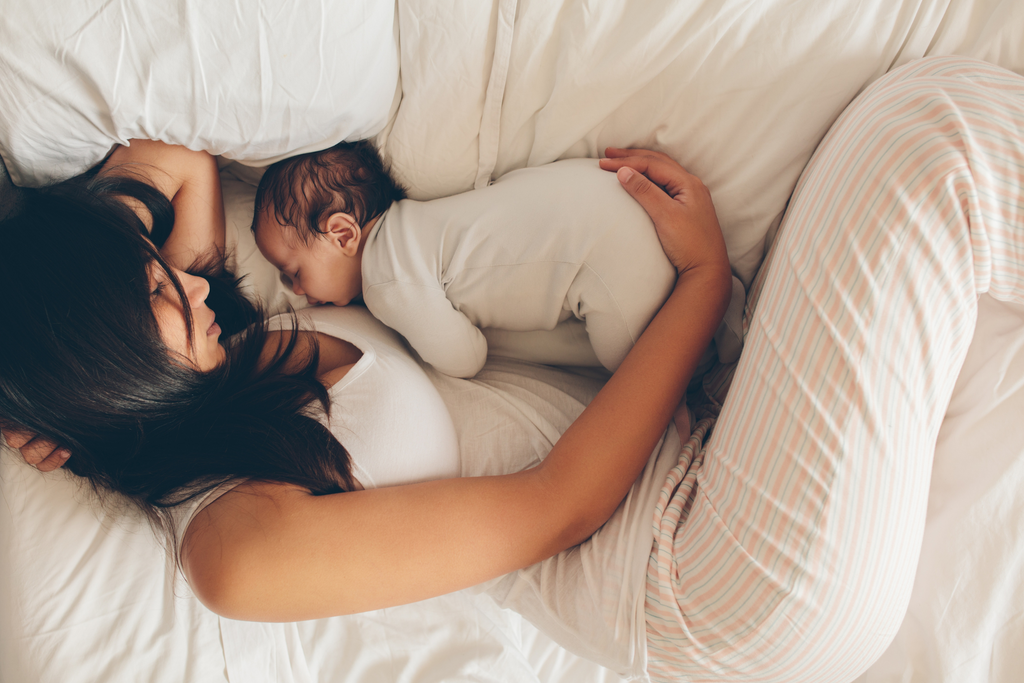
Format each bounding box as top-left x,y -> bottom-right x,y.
149,265 -> 226,372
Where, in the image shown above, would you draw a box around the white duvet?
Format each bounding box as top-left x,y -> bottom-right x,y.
2,0 -> 1023,681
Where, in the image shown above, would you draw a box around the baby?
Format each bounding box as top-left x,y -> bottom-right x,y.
253,141 -> 742,433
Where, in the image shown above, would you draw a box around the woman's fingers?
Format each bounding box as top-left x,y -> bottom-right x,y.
3,427 -> 33,449
35,447 -> 71,471
3,428 -> 70,471
613,166 -> 674,229
603,147 -> 674,163
602,148 -> 726,276
599,149 -> 695,200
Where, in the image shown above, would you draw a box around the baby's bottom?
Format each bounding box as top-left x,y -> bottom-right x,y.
485,251 -> 741,375
645,57 -> 1024,682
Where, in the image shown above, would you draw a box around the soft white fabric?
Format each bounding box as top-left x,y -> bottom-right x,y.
387,0 -> 1024,284
0,0 -> 399,186
0,453 -> 231,683
362,158 -> 677,377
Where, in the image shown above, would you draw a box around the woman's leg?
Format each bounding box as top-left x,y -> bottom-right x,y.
646,57 -> 1024,682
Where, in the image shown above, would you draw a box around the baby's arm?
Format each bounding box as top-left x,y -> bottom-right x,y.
363,282 -> 488,378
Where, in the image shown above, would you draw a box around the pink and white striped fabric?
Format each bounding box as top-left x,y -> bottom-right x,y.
644,57 -> 1024,682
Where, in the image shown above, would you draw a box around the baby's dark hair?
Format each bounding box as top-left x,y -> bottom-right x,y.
252,140 -> 406,243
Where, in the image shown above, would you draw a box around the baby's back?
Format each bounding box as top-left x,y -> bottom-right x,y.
371,159 -> 665,326
363,158 -> 676,375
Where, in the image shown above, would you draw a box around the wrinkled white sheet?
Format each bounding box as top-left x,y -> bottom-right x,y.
385,0 -> 1024,283
0,0 -> 399,186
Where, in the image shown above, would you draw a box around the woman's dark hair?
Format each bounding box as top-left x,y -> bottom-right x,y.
252,140 -> 406,242
0,173 -> 355,529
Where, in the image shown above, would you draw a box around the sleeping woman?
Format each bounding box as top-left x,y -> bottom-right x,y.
3,56 -> 1022,683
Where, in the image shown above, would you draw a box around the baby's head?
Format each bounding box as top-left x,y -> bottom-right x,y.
252,141 -> 406,306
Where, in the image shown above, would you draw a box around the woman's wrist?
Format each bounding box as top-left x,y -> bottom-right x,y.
668,250 -> 733,322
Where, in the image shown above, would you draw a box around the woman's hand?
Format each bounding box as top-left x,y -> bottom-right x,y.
3,428 -> 70,471
599,148 -> 729,280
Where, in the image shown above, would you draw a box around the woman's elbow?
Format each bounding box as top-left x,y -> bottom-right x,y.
183,546 -> 260,620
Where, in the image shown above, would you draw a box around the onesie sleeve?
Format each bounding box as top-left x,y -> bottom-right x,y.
363,281 -> 488,378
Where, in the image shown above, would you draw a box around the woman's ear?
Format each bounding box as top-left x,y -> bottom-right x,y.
324,213 -> 362,256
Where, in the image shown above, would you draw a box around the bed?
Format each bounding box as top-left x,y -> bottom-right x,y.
1,1 -> 1022,681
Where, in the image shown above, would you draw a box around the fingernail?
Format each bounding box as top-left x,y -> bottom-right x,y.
617,167 -> 635,182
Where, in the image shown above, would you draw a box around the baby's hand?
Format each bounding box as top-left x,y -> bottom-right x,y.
3,428 -> 70,471
599,148 -> 728,280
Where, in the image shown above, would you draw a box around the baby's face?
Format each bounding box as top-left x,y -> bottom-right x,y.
254,213 -> 363,306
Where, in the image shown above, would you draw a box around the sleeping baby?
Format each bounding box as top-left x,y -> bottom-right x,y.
252,141 -> 744,433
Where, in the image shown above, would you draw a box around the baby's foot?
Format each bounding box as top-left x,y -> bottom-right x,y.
672,402 -> 693,440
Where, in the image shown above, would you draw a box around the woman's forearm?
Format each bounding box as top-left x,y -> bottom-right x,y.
536,262 -> 732,551
104,140 -> 226,271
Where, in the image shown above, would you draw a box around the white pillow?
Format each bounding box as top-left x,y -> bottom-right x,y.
0,0 -> 399,187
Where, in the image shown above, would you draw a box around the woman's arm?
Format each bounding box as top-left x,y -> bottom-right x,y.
102,139 -> 226,272
182,149 -> 734,622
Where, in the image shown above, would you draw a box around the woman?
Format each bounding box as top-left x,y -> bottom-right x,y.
1,114 -> 731,659
5,56 -> 1024,683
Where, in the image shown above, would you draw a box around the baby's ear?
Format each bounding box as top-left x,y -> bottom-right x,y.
324,212 -> 362,255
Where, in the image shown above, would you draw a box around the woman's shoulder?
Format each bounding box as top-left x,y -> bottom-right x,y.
171,478 -> 247,570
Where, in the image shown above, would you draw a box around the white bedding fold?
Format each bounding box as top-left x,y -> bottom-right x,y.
388,0 -> 1024,283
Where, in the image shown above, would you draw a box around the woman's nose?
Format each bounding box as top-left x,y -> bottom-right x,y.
175,268 -> 211,307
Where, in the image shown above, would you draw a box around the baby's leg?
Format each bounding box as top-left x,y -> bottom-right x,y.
646,57 -> 1024,682
566,215 -> 677,373
481,319 -> 602,367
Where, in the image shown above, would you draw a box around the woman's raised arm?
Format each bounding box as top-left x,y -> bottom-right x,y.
103,139 -> 225,271
182,149 -> 734,622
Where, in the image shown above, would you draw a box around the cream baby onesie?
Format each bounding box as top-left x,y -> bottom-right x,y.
360,158 -> 681,378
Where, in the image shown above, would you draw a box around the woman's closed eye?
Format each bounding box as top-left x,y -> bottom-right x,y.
149,265 -> 170,298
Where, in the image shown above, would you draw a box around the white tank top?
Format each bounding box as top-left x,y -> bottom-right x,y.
285,306 -> 460,489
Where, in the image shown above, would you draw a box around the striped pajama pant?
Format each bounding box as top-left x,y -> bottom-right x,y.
644,57 -> 1024,682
